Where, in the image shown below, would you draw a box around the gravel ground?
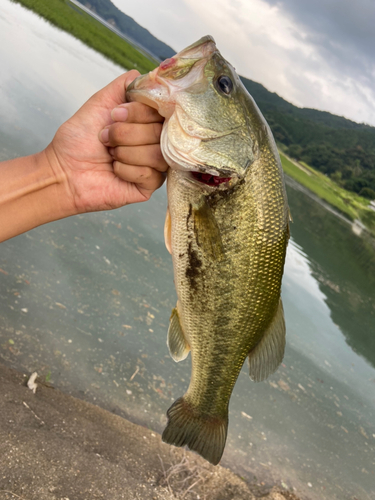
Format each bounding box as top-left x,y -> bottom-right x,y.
0,363 -> 303,500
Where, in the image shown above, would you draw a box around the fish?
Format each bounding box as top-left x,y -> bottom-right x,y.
126,35 -> 290,465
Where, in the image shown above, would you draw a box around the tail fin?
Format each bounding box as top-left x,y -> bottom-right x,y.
162,397 -> 228,465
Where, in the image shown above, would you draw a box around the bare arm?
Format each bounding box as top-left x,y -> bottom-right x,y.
0,70 -> 168,243
0,150 -> 72,242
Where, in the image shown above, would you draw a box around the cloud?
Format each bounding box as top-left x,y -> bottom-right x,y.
260,0 -> 375,122
263,0 -> 375,63
112,0 -> 375,125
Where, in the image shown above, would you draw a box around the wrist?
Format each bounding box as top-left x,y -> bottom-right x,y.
43,143 -> 79,218
0,148 -> 76,243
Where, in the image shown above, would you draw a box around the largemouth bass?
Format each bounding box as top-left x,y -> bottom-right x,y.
127,36 -> 290,465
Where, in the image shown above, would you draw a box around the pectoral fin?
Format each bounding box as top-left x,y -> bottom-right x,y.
164,206 -> 172,255
193,200 -> 224,261
248,298 -> 286,382
167,306 -> 190,362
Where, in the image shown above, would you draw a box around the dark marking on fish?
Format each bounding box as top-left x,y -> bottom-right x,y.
185,241 -> 202,291
187,203 -> 193,230
192,199 -> 225,261
206,178 -> 244,209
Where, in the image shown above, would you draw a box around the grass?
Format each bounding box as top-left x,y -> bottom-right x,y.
11,0 -> 157,74
280,152 -> 375,236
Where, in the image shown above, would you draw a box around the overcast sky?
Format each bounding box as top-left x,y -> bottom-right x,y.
111,0 -> 375,126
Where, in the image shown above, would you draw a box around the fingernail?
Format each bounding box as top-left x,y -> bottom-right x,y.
108,147 -> 115,156
100,128 -> 109,143
111,106 -> 128,122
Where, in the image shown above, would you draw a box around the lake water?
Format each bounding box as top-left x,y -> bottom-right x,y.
1,2 -> 374,499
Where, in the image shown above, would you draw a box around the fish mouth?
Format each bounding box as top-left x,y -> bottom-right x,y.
190,171 -> 232,187
126,36 -> 217,114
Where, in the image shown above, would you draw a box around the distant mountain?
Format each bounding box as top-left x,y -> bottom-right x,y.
240,78 -> 372,131
78,0 -> 375,199
77,0 -> 175,60
241,77 -> 375,199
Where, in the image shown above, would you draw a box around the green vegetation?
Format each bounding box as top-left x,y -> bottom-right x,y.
280,152 -> 375,235
241,77 -> 375,201
76,0 -> 175,60
11,0 -> 156,74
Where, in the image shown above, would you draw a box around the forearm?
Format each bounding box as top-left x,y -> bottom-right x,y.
0,147 -> 75,243
0,71 -> 167,243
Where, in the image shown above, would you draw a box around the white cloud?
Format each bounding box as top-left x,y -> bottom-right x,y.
112,0 -> 375,125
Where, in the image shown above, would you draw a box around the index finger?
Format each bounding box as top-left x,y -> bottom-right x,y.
111,102 -> 164,124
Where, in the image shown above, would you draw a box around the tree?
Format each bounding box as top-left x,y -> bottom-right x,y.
359,187 -> 375,199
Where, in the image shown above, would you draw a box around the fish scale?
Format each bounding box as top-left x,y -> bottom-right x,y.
127,35 -> 289,465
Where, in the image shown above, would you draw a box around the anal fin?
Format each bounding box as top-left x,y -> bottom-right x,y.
248,298 -> 286,382
167,306 -> 190,362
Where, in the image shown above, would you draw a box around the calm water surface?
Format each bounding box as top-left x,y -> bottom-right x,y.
1,2 -> 374,499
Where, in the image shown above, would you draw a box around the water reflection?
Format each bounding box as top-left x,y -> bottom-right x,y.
286,178 -> 375,369
0,0 -> 123,159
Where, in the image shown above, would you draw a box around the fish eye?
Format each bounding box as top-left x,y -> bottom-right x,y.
216,75 -> 233,95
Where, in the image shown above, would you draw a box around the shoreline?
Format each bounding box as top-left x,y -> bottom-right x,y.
0,363 -> 303,500
10,0 -> 156,74
280,152 -> 375,237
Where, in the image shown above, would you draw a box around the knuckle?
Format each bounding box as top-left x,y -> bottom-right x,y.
139,167 -> 153,180
110,123 -> 126,144
113,161 -> 120,175
113,147 -> 127,163
113,161 -> 123,177
110,147 -> 118,160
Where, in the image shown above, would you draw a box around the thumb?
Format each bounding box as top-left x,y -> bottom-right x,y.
91,69 -> 142,109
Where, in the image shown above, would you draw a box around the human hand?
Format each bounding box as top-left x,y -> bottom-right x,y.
46,70 -> 168,215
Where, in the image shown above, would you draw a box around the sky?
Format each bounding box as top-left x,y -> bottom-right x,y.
111,0 -> 375,126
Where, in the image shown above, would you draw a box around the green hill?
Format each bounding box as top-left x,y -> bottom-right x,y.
240,77 -> 375,200
77,0 -> 175,60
